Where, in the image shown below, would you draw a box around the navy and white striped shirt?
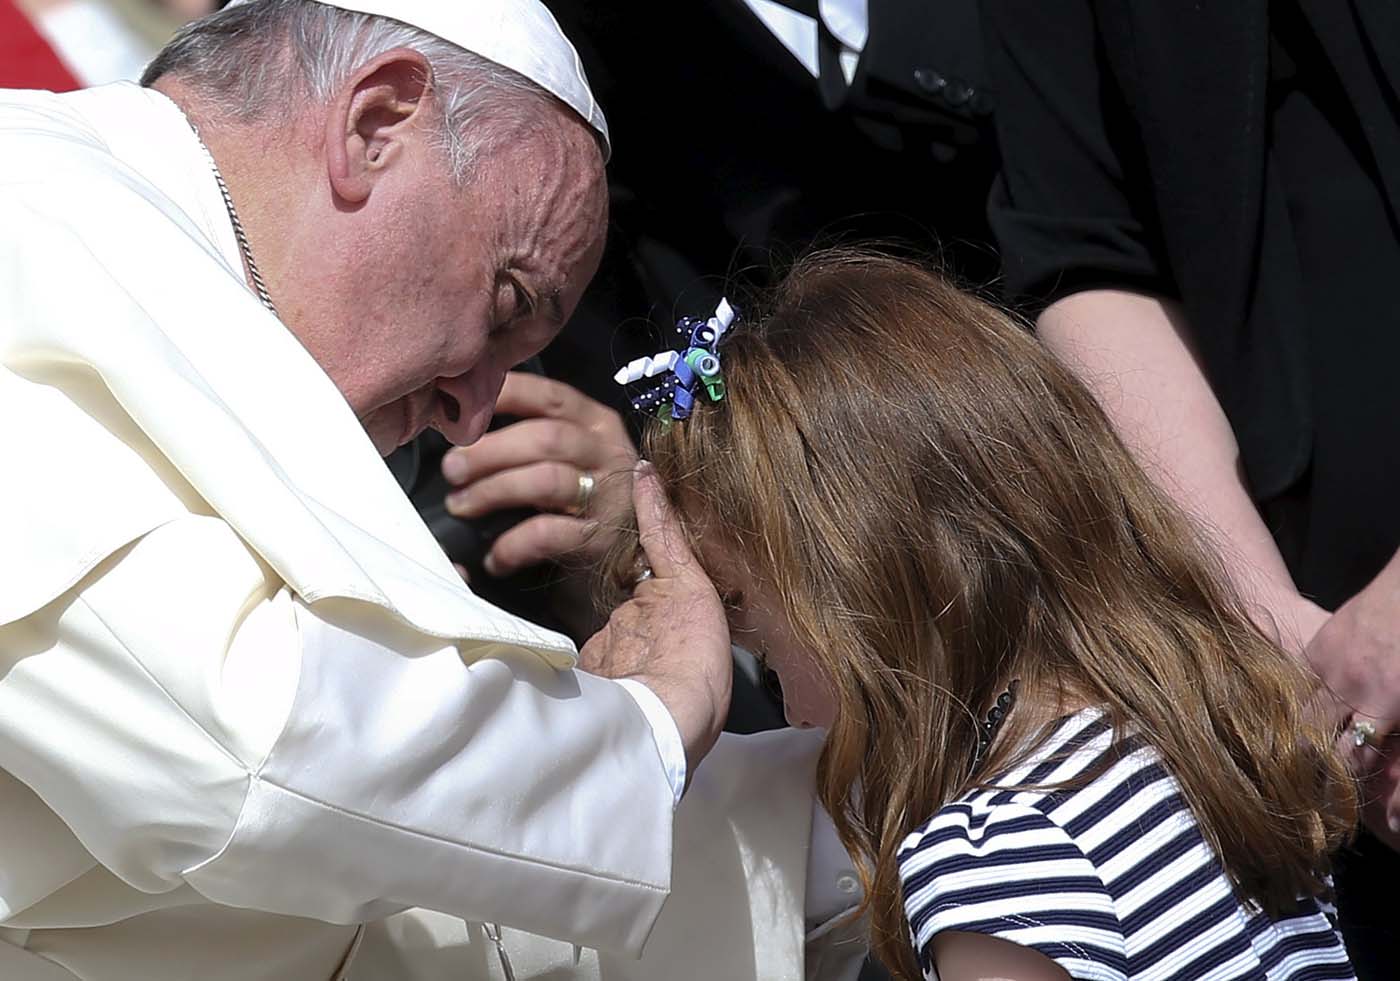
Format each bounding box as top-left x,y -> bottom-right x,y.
897,710 -> 1353,981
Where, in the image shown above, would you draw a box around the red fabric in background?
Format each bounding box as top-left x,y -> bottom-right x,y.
0,0 -> 81,91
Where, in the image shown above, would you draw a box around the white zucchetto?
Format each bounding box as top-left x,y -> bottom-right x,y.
227,0 -> 609,156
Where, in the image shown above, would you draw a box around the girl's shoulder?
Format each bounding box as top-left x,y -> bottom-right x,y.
909,708 -> 1180,840
898,709 -> 1193,894
896,709 -> 1355,981
897,710 -> 1147,980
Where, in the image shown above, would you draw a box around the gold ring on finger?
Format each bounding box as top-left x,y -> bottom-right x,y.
570,471 -> 596,517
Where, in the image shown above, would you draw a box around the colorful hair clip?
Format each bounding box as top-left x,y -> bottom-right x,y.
615,298 -> 736,421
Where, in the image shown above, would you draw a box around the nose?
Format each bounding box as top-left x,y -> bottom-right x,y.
783,701 -> 811,730
432,369 -> 507,446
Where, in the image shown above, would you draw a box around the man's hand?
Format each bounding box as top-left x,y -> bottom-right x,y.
442,372 -> 638,576
1308,551 -> 1400,843
579,462 -> 733,778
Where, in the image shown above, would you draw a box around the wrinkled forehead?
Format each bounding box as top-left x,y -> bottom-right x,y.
488,113 -> 607,282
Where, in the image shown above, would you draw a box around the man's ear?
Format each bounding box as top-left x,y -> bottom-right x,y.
325,47 -> 433,204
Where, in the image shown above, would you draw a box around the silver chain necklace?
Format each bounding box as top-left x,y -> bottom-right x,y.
195,133 -> 279,317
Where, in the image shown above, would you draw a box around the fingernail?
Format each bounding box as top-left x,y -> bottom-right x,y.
446,490 -> 471,515
442,452 -> 469,483
1390,813 -> 1400,835
634,459 -> 654,477
482,553 -> 501,577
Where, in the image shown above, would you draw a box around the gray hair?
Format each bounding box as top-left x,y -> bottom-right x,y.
142,0 -> 562,181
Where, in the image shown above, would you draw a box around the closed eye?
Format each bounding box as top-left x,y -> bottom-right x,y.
511,281 -> 535,321
492,276 -> 535,337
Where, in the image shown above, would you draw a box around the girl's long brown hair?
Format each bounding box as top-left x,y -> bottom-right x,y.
628,250 -> 1355,979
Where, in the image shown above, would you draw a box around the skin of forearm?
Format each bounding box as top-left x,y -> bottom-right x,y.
1361,547 -> 1400,604
1036,289 -> 1329,653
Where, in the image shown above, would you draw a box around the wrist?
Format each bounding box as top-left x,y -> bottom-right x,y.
1285,596 -> 1331,652
639,670 -> 728,780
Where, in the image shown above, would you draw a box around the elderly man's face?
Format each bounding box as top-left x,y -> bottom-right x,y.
282,96 -> 608,455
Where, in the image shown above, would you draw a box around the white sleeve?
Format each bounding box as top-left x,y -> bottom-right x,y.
0,517 -> 674,955
614,679 -> 686,806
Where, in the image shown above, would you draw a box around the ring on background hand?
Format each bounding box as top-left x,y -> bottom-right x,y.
570,471 -> 596,516
1350,719 -> 1379,748
633,566 -> 654,587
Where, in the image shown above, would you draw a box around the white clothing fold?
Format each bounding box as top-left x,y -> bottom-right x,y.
0,81 -> 672,975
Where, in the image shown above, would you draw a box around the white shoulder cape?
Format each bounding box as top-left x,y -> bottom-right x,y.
0,81 -> 574,667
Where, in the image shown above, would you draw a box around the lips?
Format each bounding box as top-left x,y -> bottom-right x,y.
393,387 -> 434,447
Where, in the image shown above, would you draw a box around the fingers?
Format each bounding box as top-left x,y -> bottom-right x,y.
442,416 -> 637,499
446,461 -> 586,519
1334,712 -> 1400,836
441,374 -> 633,485
483,514 -> 596,577
634,461 -> 698,581
443,417 -> 593,484
494,372 -> 613,428
1380,753 -> 1400,838
578,473 -> 734,768
1335,711 -> 1394,777
1324,700 -> 1400,837
1353,738 -> 1400,839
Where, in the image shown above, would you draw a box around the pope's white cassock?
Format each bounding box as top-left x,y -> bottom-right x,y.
0,80 -> 866,980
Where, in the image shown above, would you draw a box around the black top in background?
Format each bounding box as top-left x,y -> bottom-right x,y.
983,0 -> 1400,609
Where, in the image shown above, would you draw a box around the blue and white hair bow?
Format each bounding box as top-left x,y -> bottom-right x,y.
614,298 -> 736,421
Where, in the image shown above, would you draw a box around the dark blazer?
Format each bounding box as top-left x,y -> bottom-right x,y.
540,0 -> 1000,416
983,0 -> 1400,502
822,0 -> 994,143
